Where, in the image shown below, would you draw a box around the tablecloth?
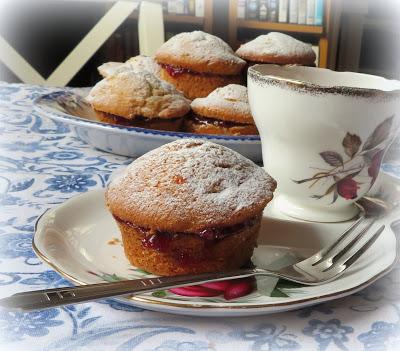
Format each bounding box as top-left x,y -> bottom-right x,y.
0,82 -> 399,351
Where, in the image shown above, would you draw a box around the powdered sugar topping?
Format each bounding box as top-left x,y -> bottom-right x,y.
236,32 -> 315,60
157,31 -> 245,66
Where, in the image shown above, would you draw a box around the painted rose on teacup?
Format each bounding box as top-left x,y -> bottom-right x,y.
248,65 -> 400,222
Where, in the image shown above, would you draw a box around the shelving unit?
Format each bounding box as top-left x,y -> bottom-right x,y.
129,0 -> 214,33
228,0 -> 332,68
236,19 -> 323,34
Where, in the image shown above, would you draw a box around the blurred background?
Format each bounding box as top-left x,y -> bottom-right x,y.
0,0 -> 399,87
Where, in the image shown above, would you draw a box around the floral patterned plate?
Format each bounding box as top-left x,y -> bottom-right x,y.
33,172 -> 399,317
33,91 -> 262,162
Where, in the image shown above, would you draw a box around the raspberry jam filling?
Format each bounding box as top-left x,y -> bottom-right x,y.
191,114 -> 253,128
160,63 -> 221,78
160,63 -> 193,77
100,112 -> 180,125
114,215 -> 258,261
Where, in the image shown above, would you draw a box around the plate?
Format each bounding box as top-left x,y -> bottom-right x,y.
33,172 -> 399,317
34,91 -> 262,162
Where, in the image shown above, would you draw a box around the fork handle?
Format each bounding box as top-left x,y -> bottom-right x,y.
0,268 -> 259,311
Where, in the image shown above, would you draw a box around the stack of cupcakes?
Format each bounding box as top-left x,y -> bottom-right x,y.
89,30 -> 315,136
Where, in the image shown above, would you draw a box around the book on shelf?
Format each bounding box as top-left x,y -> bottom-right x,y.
237,0 -> 246,19
246,0 -> 259,20
175,0 -> 185,14
278,0 -> 289,23
259,0 -> 268,21
306,0 -> 315,24
268,0 -> 278,22
236,0 -> 324,26
162,0 -> 203,17
167,0 -> 177,14
187,0 -> 196,15
289,0 -> 298,24
195,0 -> 204,17
314,0 -> 324,25
298,0 -> 307,24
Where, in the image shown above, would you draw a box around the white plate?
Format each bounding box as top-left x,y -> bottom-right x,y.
34,91 -> 262,162
33,172 -> 400,317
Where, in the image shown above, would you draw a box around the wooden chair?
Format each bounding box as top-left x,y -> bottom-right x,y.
0,0 -> 165,86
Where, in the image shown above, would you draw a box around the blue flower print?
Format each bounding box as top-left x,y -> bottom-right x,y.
0,309 -> 63,342
19,271 -> 71,288
0,233 -> 36,261
97,299 -> 144,312
46,151 -> 83,161
297,304 -> 334,318
45,174 -> 96,193
358,321 -> 399,351
1,141 -> 48,153
303,319 -> 353,351
152,339 -> 210,351
230,323 -> 300,350
0,86 -> 19,101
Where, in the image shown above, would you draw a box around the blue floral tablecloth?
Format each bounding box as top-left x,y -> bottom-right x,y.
0,82 -> 399,351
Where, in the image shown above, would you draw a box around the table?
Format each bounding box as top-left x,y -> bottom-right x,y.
0,82 -> 399,351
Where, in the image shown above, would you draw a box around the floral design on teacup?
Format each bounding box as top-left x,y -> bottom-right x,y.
293,116 -> 394,203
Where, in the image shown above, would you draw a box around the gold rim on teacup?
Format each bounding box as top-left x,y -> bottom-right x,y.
248,65 -> 400,100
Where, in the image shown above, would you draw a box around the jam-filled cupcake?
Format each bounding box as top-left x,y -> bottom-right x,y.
187,84 -> 258,136
106,139 -> 276,276
98,55 -> 161,78
86,70 -> 190,131
155,31 -> 246,99
236,32 -> 316,66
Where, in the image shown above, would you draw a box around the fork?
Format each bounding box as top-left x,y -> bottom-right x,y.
0,216 -> 385,312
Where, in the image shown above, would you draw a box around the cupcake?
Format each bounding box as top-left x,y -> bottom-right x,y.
86,70 -> 190,131
155,31 -> 246,99
187,84 -> 258,136
106,139 -> 276,276
236,32 -> 316,66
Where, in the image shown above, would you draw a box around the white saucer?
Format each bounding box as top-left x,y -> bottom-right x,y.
33,173 -> 399,317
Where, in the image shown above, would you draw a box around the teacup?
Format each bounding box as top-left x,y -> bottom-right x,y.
248,64 -> 400,222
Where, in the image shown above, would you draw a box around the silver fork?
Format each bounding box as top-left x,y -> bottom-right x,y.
0,210 -> 385,312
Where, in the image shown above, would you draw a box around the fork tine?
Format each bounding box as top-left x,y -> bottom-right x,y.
337,225 -> 385,268
312,216 -> 366,266
323,224 -> 385,272
329,218 -> 376,264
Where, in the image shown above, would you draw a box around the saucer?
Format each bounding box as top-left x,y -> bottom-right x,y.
33,173 -> 399,317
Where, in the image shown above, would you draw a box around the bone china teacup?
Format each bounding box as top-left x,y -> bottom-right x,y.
248,64 -> 400,222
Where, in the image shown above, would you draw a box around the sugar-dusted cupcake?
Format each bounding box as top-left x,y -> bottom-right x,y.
98,55 -> 161,78
236,32 -> 316,66
106,139 -> 276,276
155,31 -> 246,99
187,84 -> 258,136
86,70 -> 190,131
